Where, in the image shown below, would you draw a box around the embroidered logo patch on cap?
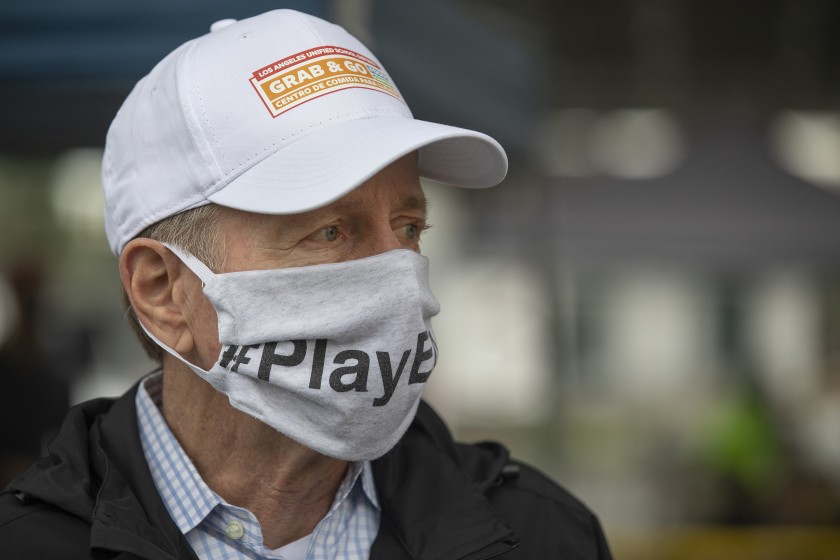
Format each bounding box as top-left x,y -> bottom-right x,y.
250,45 -> 402,117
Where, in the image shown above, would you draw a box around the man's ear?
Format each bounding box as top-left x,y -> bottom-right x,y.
120,239 -> 195,354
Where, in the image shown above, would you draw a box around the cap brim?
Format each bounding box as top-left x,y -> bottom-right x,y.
207,116 -> 508,214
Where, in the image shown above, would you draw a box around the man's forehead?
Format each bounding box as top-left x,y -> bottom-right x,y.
329,192 -> 428,213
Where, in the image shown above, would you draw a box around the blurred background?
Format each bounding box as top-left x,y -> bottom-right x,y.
2,0 -> 840,557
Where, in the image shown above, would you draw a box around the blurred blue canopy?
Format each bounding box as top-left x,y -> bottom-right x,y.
0,0 -> 534,153
0,0 -> 328,89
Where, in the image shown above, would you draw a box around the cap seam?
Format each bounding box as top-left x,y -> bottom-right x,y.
291,11 -> 369,120
182,38 -> 227,178
103,133 -> 116,217
293,12 -> 397,123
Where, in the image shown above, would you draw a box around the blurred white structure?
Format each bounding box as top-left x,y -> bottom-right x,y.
743,270 -> 822,405
533,108 -> 684,180
772,111 -> 840,191
426,258 -> 554,426
585,268 -> 718,401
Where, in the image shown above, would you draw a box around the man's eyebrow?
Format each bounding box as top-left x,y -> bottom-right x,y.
403,195 -> 429,213
332,194 -> 429,213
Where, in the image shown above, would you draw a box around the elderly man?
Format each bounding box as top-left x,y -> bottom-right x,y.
0,10 -> 612,560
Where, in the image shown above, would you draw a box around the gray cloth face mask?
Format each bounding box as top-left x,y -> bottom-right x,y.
143,243 -> 440,461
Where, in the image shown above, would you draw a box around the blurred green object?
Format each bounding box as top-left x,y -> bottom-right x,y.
702,386 -> 782,499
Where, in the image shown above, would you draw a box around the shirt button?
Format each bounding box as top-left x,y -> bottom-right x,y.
225,520 -> 244,540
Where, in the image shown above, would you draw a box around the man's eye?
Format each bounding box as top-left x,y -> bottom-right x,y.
397,222 -> 428,241
322,226 -> 338,241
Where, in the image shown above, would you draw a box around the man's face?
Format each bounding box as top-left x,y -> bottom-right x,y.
182,153 -> 428,368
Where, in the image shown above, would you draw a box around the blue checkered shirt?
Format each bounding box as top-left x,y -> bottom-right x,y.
136,373 -> 380,560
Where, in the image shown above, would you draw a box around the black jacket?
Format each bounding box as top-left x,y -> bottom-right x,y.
0,384 -> 612,559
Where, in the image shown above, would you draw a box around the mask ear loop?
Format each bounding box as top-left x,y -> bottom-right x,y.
136,241 -> 216,373
160,242 -> 215,285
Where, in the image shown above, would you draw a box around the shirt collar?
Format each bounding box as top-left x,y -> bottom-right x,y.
331,458 -> 380,512
359,458 -> 380,510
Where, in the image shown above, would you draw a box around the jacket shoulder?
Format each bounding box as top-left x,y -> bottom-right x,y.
0,491 -> 93,559
460,441 -> 613,559
410,402 -> 612,558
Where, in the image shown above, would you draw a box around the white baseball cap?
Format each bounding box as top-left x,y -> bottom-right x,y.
102,9 -> 508,255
